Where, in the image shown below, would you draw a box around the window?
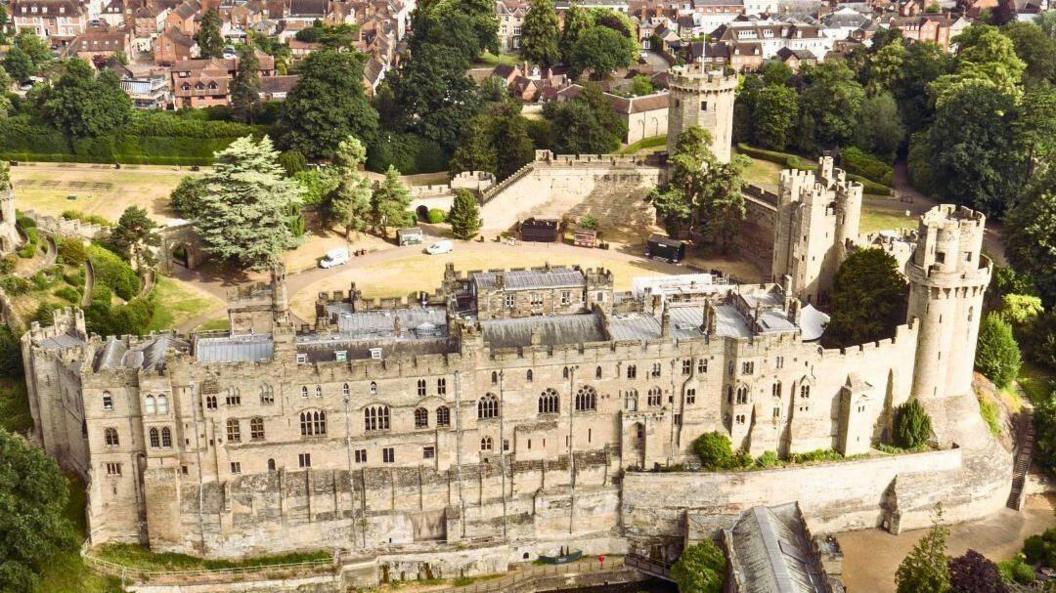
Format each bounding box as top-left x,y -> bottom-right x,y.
103,392 -> 114,411
504,294 -> 515,308
268,458 -> 276,471
651,363 -> 661,377
342,383 -> 350,398
206,395 -> 217,410
423,446 -> 435,459
250,417 -> 265,441
226,419 -> 241,443
735,414 -> 746,425
364,406 -> 390,431
526,369 -> 533,382
627,365 -> 637,379
298,453 -> 312,468
736,385 -> 749,404
149,427 -> 160,448
414,407 -> 429,428
530,293 -> 543,307
773,407 -> 781,418
772,382 -> 781,398
104,427 -> 119,447
595,366 -> 602,379
436,406 -> 450,427
561,291 -> 571,305
105,462 -> 122,476
742,361 -> 754,375
355,449 -> 367,463
226,388 -> 240,406
300,410 -> 327,436
478,394 -> 499,419
775,356 -> 784,369
260,384 -> 274,405
301,386 -> 309,398
686,388 -> 696,405
369,382 -> 378,395
491,371 -> 498,384
503,439 -> 510,451
624,390 -> 638,411
563,367 -> 570,379
647,387 -> 662,407
538,388 -> 559,414
161,427 -> 172,447
698,359 -> 708,374
481,436 -> 493,451
230,462 -> 242,474
800,384 -> 810,399
701,101 -> 708,111
383,447 -> 395,463
315,385 -> 323,398
682,360 -> 692,375
575,386 -> 597,411
417,379 -> 427,397
437,378 -> 447,395
145,395 -> 156,415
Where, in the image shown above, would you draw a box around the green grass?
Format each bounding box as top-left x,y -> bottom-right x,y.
195,318 -> 231,332
978,393 -> 1002,435
145,276 -> 223,332
620,135 -> 666,155
738,154 -> 783,192
860,198 -> 918,234
93,544 -> 331,572
475,51 -> 519,67
1019,361 -> 1054,405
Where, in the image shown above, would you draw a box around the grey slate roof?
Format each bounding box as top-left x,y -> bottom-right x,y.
726,503 -> 828,593
323,305 -> 447,338
40,333 -> 85,350
714,304 -> 753,338
472,267 -> 587,292
196,333 -> 274,363
95,335 -> 176,371
608,308 -> 707,341
481,313 -> 606,348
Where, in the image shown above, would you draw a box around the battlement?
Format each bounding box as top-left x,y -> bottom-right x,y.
533,150 -> 655,169
667,64 -> 739,91
920,204 -> 986,228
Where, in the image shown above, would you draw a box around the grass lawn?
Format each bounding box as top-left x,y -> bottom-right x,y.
10,165 -> 193,224
145,276 -> 225,332
740,155 -> 783,193
475,50 -> 519,67
1019,361 -> 1054,405
0,380 -> 34,434
860,195 -> 918,235
620,135 -> 666,155
195,318 -> 231,332
93,544 -> 330,571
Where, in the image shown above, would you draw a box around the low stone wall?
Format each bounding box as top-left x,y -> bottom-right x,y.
21,209 -> 107,240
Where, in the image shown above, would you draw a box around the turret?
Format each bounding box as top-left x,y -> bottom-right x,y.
666,64 -> 738,162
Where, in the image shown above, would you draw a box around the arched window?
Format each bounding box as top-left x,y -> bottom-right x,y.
436,406 -> 450,427
417,379 -> 427,396
538,388 -> 559,414
575,386 -> 597,412
369,381 -> 378,395
149,427 -> 160,448
301,410 -> 327,436
342,383 -> 350,398
145,395 -> 156,415
315,385 -> 322,398
491,371 -> 498,384
250,417 -> 265,440
736,385 -> 749,405
206,395 -> 217,410
481,436 -> 493,451
772,382 -> 782,398
647,387 -> 662,407
364,406 -> 390,431
414,407 -> 429,428
478,393 -> 499,419
800,384 -> 810,399
562,367 -> 570,379
226,418 -> 241,443
104,427 -> 119,446
102,392 -> 114,411
225,387 -> 240,406
157,395 -> 168,414
161,427 -> 172,448
301,386 -> 309,398
267,458 -> 276,471
624,390 -> 638,411
595,366 -> 602,379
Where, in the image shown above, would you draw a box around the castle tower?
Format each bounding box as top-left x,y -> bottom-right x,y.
666,65 -> 738,162
906,205 -> 992,446
0,162 -> 22,256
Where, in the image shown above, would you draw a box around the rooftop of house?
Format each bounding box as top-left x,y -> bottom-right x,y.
725,503 -> 829,593
471,267 -> 588,292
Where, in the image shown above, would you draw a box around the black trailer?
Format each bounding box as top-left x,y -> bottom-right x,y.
646,234 -> 686,263
520,218 -> 561,242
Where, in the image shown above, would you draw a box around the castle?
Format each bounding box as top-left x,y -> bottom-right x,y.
0,162 -> 21,256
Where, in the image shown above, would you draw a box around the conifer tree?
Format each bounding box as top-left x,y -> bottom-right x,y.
192,136 -> 300,270
327,136 -> 373,238
448,189 -> 482,239
559,2 -> 592,64
895,511 -> 950,593
520,0 -> 560,67
230,44 -> 262,123
196,9 -> 225,59
370,166 -> 413,236
110,206 -> 160,270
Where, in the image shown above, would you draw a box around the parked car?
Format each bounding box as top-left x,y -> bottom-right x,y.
425,240 -> 453,255
319,247 -> 350,269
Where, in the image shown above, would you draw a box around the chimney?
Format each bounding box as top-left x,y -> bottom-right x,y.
660,305 -> 671,338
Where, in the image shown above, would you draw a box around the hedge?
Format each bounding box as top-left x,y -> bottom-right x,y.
841,147 -> 894,187
87,244 -> 140,300
367,132 -> 449,175
736,143 -> 893,196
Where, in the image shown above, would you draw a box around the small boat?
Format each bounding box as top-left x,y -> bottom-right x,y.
538,549 -> 583,564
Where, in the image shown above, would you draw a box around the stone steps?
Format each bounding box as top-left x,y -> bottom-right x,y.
1007,412 -> 1035,511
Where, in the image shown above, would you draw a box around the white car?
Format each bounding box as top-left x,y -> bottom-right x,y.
319,247 -> 349,269
425,240 -> 453,255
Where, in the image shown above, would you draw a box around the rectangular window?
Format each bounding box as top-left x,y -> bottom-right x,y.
504,294 -> 515,308
417,380 -> 427,397
503,439 -> 510,451
355,449 -> 367,463
627,365 -> 637,379
773,407 -> 781,418
383,447 -> 395,463
105,462 -> 122,476
698,359 -> 708,374
686,388 -> 696,404
776,356 -> 784,369
230,462 -> 241,474
674,414 -> 681,427
701,101 -> 708,111
335,350 -> 347,362
742,361 -> 754,375
652,363 -> 661,377
298,453 -> 311,468
437,378 -> 447,395
531,293 -> 543,307
423,446 -> 435,459
561,291 -> 571,305
682,360 -> 692,375
297,352 -> 307,364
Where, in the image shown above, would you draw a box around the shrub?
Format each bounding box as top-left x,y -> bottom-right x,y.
88,243 -> 140,300
293,169 -> 338,208
841,146 -> 894,186
57,237 -> 89,267
0,325 -> 23,379
0,256 -> 15,275
693,432 -> 735,470
893,399 -> 933,449
278,149 -> 307,176
1023,535 -> 1046,564
671,540 -> 725,593
61,210 -> 112,227
787,449 -> 844,464
16,242 -> 35,259
30,270 -> 53,290
53,286 -> 81,303
998,556 -> 1035,584
578,214 -> 599,230
975,313 -> 1022,389
32,302 -> 61,326
367,132 -> 449,175
0,276 -> 30,295
426,208 -> 446,224
755,451 -> 782,469
978,394 -> 1001,435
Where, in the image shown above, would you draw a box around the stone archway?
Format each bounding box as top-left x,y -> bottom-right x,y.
416,205 -> 430,221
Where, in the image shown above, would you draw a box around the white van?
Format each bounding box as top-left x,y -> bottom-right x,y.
319,247 -> 350,269
425,240 -> 454,255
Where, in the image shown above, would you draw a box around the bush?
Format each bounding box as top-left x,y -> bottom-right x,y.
367,132 -> 449,175
30,270 -> 54,290
1023,535 -> 1046,564
841,146 -> 894,186
978,394 -> 1001,435
32,302 -> 61,326
293,169 -> 338,208
57,237 -> 88,267
0,276 -> 31,295
88,243 -> 140,300
671,540 -> 725,593
427,208 -> 446,224
278,149 -> 307,176
893,399 -> 933,449
61,210 -> 112,227
975,313 -> 1022,389
998,556 -> 1035,584
0,325 -> 23,379
787,449 -> 844,464
16,242 -> 35,259
0,256 -> 15,275
755,450 -> 782,469
693,432 -> 735,470
53,286 -> 81,303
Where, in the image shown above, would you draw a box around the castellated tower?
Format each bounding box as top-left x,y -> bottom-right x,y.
770,157 -> 863,304
0,162 -> 22,256
666,64 -> 737,162
906,205 -> 992,447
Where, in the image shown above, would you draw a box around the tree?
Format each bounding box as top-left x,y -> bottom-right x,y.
109,206 -> 160,270
949,550 -> 1008,593
855,92 -> 905,161
389,43 -> 481,149
797,61 -> 865,151
760,60 -> 793,86
892,41 -> 951,133
751,84 -> 798,150
894,399 -> 933,449
670,540 -> 726,593
370,166 -> 413,235
1015,84 -> 1056,177
492,109 -> 535,179
1007,174 -> 1056,306
1001,21 -> 1056,86
0,427 -> 78,593
450,104 -> 535,180
191,136 -> 300,270
895,514 -> 949,593
3,32 -> 52,83
931,25 -> 1025,104
862,38 -> 906,95
560,2 -> 593,64
520,0 -> 560,67
0,325 -> 23,379
38,59 -> 131,138
544,98 -> 619,154
448,189 -> 481,239
230,44 -> 262,123
630,74 -> 654,96
278,50 -> 379,160
169,176 -> 205,218
327,136 -> 373,238
975,313 -> 1022,389
1,46 -> 33,84
195,9 -> 225,59
823,249 -> 907,348
692,431 -> 735,470
568,25 -> 636,80
449,114 -> 498,176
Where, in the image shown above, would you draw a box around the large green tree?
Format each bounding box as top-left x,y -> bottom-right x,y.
0,427 -> 78,593
191,136 -> 301,270
930,25 -> 1025,104
450,103 -> 535,180
1007,172 -> 1056,306
389,43 -> 480,150
278,49 -> 379,160
448,188 -> 482,239
891,41 -> 951,133
109,206 -> 160,270
975,313 -> 1022,389
195,8 -> 225,59
327,136 -> 373,238
895,516 -> 950,593
560,2 -> 593,63
370,166 -> 413,235
751,84 -> 798,150
568,25 -> 636,80
855,92 -> 905,161
230,44 -> 262,123
823,249 -> 908,348
1002,21 -> 1056,86
1,46 -> 34,84
520,0 -> 560,67
797,61 -> 865,151
37,58 -> 131,138
670,540 -> 726,593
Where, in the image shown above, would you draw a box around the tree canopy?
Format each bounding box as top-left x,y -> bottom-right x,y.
895,514 -> 950,593
520,0 -> 560,67
326,136 -> 373,238
823,249 -> 908,348
37,58 -> 131,138
370,166 -> 413,235
568,25 -> 636,79
388,43 -> 481,150
448,189 -> 482,239
230,44 -> 262,123
670,540 -> 726,593
109,206 -> 160,270
975,313 -> 1022,389
195,9 -> 225,59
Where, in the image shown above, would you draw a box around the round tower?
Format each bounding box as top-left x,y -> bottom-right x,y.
666,65 -> 738,162
906,205 -> 991,405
